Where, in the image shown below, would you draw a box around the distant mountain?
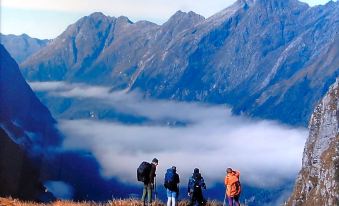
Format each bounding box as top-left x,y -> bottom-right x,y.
0,34 -> 49,63
21,0 -> 339,126
286,78 -> 338,206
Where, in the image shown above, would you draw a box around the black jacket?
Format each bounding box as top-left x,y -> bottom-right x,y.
147,163 -> 157,184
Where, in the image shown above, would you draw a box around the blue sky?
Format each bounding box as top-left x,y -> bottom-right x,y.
1,0 -> 335,39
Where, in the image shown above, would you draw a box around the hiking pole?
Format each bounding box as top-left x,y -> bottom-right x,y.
154,176 -> 157,203
223,190 -> 226,206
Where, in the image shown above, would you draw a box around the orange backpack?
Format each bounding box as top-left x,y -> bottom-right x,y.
225,171 -> 241,197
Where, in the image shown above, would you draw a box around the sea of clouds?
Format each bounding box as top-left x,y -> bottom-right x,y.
30,81 -> 308,189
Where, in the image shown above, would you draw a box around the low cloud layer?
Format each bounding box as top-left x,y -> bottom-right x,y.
31,81 -> 308,189
44,181 -> 74,199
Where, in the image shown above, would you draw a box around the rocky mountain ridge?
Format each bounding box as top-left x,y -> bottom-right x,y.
0,34 -> 49,63
287,78 -> 338,205
17,0 -> 339,126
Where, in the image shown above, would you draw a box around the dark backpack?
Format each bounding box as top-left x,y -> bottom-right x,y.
164,169 -> 177,190
137,161 -> 152,182
233,180 -> 241,195
189,173 -> 205,192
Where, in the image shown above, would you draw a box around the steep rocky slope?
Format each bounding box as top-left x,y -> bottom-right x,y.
287,78 -> 338,205
0,44 -> 61,151
0,44 -> 61,200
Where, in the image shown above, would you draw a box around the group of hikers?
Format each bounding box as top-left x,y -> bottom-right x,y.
137,158 -> 241,206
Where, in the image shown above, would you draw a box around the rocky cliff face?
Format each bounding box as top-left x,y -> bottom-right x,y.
287,78 -> 338,206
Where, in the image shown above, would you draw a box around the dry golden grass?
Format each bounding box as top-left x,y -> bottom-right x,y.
0,198 -> 223,206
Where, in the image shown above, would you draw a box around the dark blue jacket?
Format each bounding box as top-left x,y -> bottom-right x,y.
188,173 -> 206,193
164,168 -> 180,192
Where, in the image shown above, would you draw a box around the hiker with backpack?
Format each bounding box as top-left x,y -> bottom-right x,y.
224,168 -> 241,206
164,166 -> 180,206
187,168 -> 207,206
137,158 -> 159,206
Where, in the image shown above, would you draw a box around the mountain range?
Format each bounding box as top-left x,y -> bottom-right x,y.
0,34 -> 49,64
1,0 -> 339,203
7,0 -> 337,126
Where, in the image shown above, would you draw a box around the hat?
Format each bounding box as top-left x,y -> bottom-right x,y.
152,158 -> 158,164
226,168 -> 232,173
194,168 -> 199,173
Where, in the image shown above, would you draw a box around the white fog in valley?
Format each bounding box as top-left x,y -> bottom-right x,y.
30,81 -> 308,189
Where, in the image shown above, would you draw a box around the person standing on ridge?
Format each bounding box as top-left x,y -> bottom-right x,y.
224,168 -> 241,206
164,166 -> 180,206
188,168 -> 206,206
141,158 -> 158,206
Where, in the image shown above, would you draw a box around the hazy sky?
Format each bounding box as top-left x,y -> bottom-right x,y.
1,0 -> 335,39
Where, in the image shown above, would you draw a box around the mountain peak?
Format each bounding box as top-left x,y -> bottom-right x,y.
80,12 -> 114,25
170,10 -> 204,19
88,12 -> 107,19
117,16 -> 133,24
70,12 -> 112,31
173,10 -> 186,17
165,10 -> 204,26
160,10 -> 204,36
19,33 -> 30,38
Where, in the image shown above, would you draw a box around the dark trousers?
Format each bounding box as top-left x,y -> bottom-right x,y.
141,183 -> 153,205
189,189 -> 206,206
227,195 -> 240,206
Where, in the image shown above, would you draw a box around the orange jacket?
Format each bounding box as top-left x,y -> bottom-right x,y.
224,170 -> 241,197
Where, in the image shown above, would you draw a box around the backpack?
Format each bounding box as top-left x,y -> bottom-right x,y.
228,178 -> 241,196
232,180 -> 241,196
137,161 -> 152,182
226,171 -> 241,197
189,173 -> 205,192
164,169 -> 177,190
